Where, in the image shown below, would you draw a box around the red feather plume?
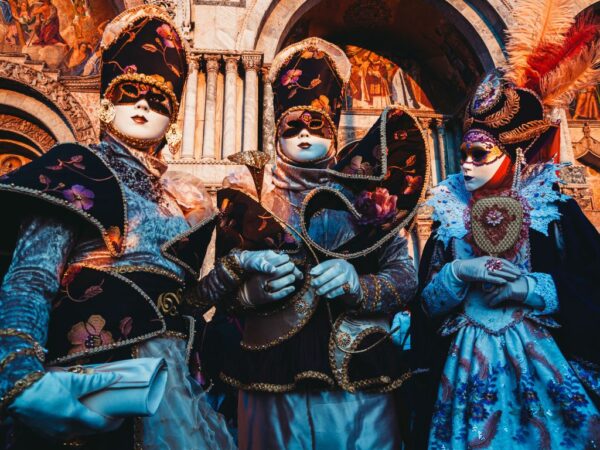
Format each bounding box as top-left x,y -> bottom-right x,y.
526,15 -> 600,93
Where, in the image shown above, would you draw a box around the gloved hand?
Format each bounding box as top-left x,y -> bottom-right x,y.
239,258 -> 303,306
9,371 -> 123,440
482,276 -> 529,307
237,250 -> 291,275
391,311 -> 411,350
452,256 -> 521,285
310,259 -> 360,301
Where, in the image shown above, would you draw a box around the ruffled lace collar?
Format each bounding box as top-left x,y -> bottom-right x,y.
427,163 -> 570,247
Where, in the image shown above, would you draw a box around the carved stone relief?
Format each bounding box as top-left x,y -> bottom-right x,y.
0,61 -> 96,144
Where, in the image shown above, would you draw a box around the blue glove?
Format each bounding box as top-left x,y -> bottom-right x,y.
9,371 -> 123,439
391,311 -> 411,350
237,250 -> 291,275
452,256 -> 520,285
310,259 -> 360,301
239,258 -> 303,306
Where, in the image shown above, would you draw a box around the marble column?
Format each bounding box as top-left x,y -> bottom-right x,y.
419,117 -> 439,186
202,55 -> 220,159
242,54 -> 262,152
222,55 -> 239,158
550,107 -> 575,163
262,64 -> 275,157
181,57 -> 199,159
435,118 -> 447,181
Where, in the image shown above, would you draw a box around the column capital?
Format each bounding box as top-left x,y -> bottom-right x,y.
241,53 -> 263,72
434,118 -> 446,130
189,56 -> 201,72
223,55 -> 240,73
418,117 -> 433,130
204,54 -> 221,73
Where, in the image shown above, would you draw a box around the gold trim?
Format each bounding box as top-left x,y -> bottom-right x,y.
161,211 -> 219,281
379,276 -> 404,308
275,106 -> 339,148
104,73 -> 180,121
474,88 -> 520,129
499,120 -> 551,144
47,265 -> 166,365
0,142 -> 129,257
328,315 -> 418,393
0,348 -> 44,372
0,370 -> 44,413
0,329 -> 45,361
239,276 -> 318,350
267,37 -> 351,85
220,370 -> 335,393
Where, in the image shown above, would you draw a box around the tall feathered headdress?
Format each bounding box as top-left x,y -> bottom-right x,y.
464,0 -> 599,162
503,0 -> 599,107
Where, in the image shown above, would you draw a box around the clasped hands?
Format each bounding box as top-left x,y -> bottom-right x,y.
452,256 -> 529,307
237,250 -> 360,306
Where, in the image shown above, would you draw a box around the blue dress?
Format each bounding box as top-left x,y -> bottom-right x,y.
421,164 -> 600,449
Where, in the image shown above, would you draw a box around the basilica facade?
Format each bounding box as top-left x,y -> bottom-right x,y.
0,0 -> 598,264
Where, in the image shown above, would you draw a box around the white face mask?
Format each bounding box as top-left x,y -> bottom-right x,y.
278,128 -> 332,164
111,98 -> 170,142
462,153 -> 507,191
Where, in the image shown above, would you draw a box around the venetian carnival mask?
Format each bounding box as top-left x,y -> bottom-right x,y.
277,110 -> 334,164
110,81 -> 172,143
460,129 -> 507,191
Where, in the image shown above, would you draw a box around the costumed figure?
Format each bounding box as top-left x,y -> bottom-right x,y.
188,37 -> 430,449
413,2 -> 600,448
0,5 -> 235,449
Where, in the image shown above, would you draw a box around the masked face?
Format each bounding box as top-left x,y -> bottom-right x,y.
278,110 -> 334,164
110,82 -> 172,143
460,130 -> 507,191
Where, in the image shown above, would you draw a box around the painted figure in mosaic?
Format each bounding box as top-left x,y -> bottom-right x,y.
413,3 -> 600,448
188,37 -> 429,449
0,5 -> 235,449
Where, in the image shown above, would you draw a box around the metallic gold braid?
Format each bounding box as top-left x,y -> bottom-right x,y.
365,274 -> 382,311
475,88 -> 520,129
0,371 -> 44,414
220,254 -> 244,283
0,329 -> 46,361
379,276 -> 404,307
275,106 -> 339,147
0,348 -> 44,373
499,120 -> 551,144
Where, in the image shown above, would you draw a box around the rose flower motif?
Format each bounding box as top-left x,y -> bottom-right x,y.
156,23 -> 181,49
484,209 -> 504,227
63,184 -> 95,210
281,69 -> 302,86
67,315 -> 113,355
355,187 -> 398,226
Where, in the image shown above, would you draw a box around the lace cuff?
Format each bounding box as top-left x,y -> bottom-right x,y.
526,272 -> 559,315
422,262 -> 469,317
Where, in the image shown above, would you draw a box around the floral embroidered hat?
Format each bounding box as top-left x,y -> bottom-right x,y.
268,37 -> 351,148
100,5 -> 189,122
463,70 -> 559,164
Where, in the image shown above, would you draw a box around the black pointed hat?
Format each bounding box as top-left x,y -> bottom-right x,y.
100,5 -> 189,121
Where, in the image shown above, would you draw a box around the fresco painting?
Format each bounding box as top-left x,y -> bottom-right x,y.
570,85 -> 600,121
0,0 -> 115,76
345,45 -> 433,110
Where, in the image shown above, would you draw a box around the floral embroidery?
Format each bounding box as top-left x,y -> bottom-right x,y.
67,315 -> 114,354
124,64 -> 138,74
156,23 -> 182,50
62,184 -> 95,210
281,69 -> 302,86
355,187 -> 397,226
119,316 -> 133,338
341,155 -> 374,176
403,175 -> 423,195
310,94 -> 330,113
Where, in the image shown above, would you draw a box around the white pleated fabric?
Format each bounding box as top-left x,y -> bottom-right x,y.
137,337 -> 236,450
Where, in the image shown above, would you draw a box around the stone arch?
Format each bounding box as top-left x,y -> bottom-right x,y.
0,61 -> 97,146
240,0 -> 507,69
